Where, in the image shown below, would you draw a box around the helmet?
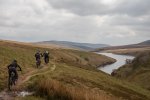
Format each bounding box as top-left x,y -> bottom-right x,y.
13,59 -> 17,63
46,51 -> 49,53
37,50 -> 40,53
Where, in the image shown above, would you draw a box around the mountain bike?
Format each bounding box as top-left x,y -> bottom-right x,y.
8,70 -> 21,90
36,58 -> 41,68
45,57 -> 49,64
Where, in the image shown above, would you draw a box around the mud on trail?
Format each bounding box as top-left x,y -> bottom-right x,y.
0,64 -> 56,100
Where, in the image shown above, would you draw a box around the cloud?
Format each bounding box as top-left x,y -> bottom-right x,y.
0,0 -> 150,45
47,0 -> 116,16
48,0 -> 150,16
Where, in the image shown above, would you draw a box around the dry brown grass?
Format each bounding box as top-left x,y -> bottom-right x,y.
114,51 -> 150,91
105,47 -> 150,56
0,39 -> 62,49
36,79 -> 119,100
1,40 -> 150,100
0,40 -> 115,92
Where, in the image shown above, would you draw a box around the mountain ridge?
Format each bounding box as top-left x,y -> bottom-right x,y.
138,40 -> 150,45
35,40 -> 110,51
96,40 -> 150,52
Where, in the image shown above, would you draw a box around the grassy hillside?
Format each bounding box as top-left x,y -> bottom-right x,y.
95,40 -> 150,55
0,40 -> 150,100
103,47 -> 150,56
23,63 -> 150,100
96,45 -> 150,52
0,40 -> 114,90
113,51 -> 150,91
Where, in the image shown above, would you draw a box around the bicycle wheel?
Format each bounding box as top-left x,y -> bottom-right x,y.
8,73 -> 15,90
36,59 -> 41,68
45,58 -> 49,64
8,77 -> 13,90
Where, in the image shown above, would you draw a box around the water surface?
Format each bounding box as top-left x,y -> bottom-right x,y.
98,53 -> 134,74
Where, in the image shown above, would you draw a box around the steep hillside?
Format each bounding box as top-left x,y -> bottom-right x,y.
0,40 -> 114,90
103,47 -> 150,56
35,41 -> 109,51
0,40 -> 150,100
138,40 -> 150,45
113,51 -> 150,91
96,40 -> 150,53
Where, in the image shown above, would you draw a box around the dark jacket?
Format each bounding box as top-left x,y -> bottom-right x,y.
35,53 -> 41,60
7,62 -> 22,71
43,52 -> 49,58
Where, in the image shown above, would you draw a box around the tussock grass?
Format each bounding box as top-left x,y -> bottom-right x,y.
1,40 -> 150,100
0,40 -> 114,90
25,63 -> 150,100
33,78 -> 117,100
114,51 -> 150,91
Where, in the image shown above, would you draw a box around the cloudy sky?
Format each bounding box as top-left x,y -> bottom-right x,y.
0,0 -> 150,45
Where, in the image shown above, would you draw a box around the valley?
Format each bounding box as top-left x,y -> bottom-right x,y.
0,40 -> 150,100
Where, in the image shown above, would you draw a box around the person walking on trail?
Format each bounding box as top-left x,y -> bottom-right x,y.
43,51 -> 50,64
7,60 -> 22,81
35,50 -> 42,61
35,50 -> 42,67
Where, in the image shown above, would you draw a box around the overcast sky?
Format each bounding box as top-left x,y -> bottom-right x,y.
0,0 -> 150,45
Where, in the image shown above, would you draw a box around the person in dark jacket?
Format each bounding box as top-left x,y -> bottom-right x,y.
7,60 -> 22,80
35,50 -> 42,67
35,50 -> 42,61
43,51 -> 49,64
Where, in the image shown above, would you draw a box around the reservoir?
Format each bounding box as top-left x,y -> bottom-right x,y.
98,53 -> 134,74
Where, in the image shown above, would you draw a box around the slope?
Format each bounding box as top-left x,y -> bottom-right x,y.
0,40 -> 114,90
96,40 -> 150,54
113,51 -> 150,91
138,40 -> 150,45
0,40 -> 150,100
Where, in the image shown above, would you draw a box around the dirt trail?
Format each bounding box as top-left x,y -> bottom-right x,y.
0,64 -> 56,100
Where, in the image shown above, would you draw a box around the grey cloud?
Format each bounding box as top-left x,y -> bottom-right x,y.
48,0 -> 150,16
0,0 -> 150,45
115,0 -> 150,16
47,0 -> 109,16
107,15 -> 150,37
109,15 -> 150,27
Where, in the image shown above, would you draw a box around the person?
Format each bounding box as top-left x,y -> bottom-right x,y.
35,50 -> 42,67
35,50 -> 42,61
7,60 -> 22,81
43,51 -> 49,64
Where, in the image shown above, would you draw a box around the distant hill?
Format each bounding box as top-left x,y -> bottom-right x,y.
96,40 -> 150,52
138,40 -> 150,45
35,41 -> 110,51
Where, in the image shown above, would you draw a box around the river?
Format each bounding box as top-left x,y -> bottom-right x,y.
97,53 -> 134,74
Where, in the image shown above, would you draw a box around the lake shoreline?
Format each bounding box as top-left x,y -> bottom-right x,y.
97,52 -> 135,74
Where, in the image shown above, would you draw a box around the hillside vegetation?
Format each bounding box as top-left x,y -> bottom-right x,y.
0,40 -> 150,100
113,51 -> 150,91
96,40 -> 150,55
104,47 -> 150,56
0,40 -> 114,90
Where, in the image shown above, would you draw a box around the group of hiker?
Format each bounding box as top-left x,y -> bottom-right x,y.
7,50 -> 50,85
35,50 -> 50,66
